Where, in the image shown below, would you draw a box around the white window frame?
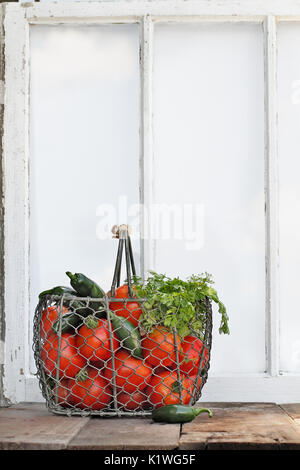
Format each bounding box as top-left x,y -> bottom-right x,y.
1,0 -> 300,404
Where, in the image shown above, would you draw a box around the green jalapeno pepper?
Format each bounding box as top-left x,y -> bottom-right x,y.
39,286 -> 77,300
109,310 -> 143,359
152,404 -> 212,423
66,272 -> 106,313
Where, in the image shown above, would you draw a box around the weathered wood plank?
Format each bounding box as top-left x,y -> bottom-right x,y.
0,403 -> 89,450
179,402 -> 300,450
280,404 -> 300,425
68,417 -> 180,450
2,402 -> 300,450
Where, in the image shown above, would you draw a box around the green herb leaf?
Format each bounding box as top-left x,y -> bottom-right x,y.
133,271 -> 229,337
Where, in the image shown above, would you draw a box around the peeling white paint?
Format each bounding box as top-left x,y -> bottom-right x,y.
140,15 -> 154,277
0,340 -> 4,365
19,1 -> 300,22
0,80 -> 4,105
3,4 -> 28,404
1,0 -> 300,403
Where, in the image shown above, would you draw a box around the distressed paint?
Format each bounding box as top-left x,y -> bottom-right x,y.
140,14 -> 155,277
3,4 -> 29,404
1,0 -> 300,403
17,1 -> 300,23
0,2 -> 10,408
0,81 -> 4,106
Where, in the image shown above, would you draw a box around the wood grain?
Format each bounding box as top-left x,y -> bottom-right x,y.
68,417 -> 180,450
2,402 -> 300,450
280,403 -> 300,426
179,402 -> 300,450
0,403 -> 89,450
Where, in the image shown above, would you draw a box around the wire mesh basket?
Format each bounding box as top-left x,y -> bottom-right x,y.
32,227 -> 213,417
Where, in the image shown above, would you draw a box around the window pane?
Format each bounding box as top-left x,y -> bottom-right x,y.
153,23 -> 265,374
29,25 -> 140,369
278,23 -> 300,373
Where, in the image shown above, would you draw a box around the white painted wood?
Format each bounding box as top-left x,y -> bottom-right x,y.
15,1 -> 300,23
0,341 -> 4,368
264,16 -> 280,377
3,5 -> 29,403
140,14 -> 155,277
9,0 -> 300,21
24,373 -> 300,404
2,0 -> 300,403
201,374 -> 300,404
0,80 -> 4,106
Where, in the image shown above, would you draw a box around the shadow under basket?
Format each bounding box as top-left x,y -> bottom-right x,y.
33,293 -> 213,417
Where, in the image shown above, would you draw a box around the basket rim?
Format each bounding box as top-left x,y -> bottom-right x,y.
39,293 -> 148,302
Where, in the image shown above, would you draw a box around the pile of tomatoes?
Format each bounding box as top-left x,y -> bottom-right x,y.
40,284 -> 209,412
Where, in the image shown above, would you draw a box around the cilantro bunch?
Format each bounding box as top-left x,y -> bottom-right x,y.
133,271 -> 229,338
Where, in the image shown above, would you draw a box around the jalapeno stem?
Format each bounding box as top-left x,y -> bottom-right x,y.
194,408 -> 213,418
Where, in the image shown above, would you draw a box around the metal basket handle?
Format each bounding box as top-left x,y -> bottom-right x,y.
110,225 -> 136,297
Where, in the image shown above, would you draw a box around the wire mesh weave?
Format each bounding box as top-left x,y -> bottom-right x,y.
32,292 -> 212,417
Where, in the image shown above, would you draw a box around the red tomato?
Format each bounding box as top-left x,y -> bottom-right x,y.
69,368 -> 111,410
41,332 -> 86,379
40,305 -> 69,339
114,302 -> 143,328
105,350 -> 152,393
117,391 -> 148,411
179,336 -> 209,376
108,284 -> 137,309
90,359 -> 105,370
112,284 -> 131,298
107,284 -> 130,310
76,319 -> 119,362
108,285 -> 142,327
142,326 -> 181,368
146,370 -> 192,408
182,374 -> 203,406
53,379 -> 73,407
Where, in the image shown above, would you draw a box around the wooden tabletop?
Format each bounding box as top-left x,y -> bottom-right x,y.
0,402 -> 300,450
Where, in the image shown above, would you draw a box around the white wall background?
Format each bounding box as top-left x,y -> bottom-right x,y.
30,22 -> 265,380
29,24 -> 140,371
278,23 -> 300,374
152,22 -> 265,375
